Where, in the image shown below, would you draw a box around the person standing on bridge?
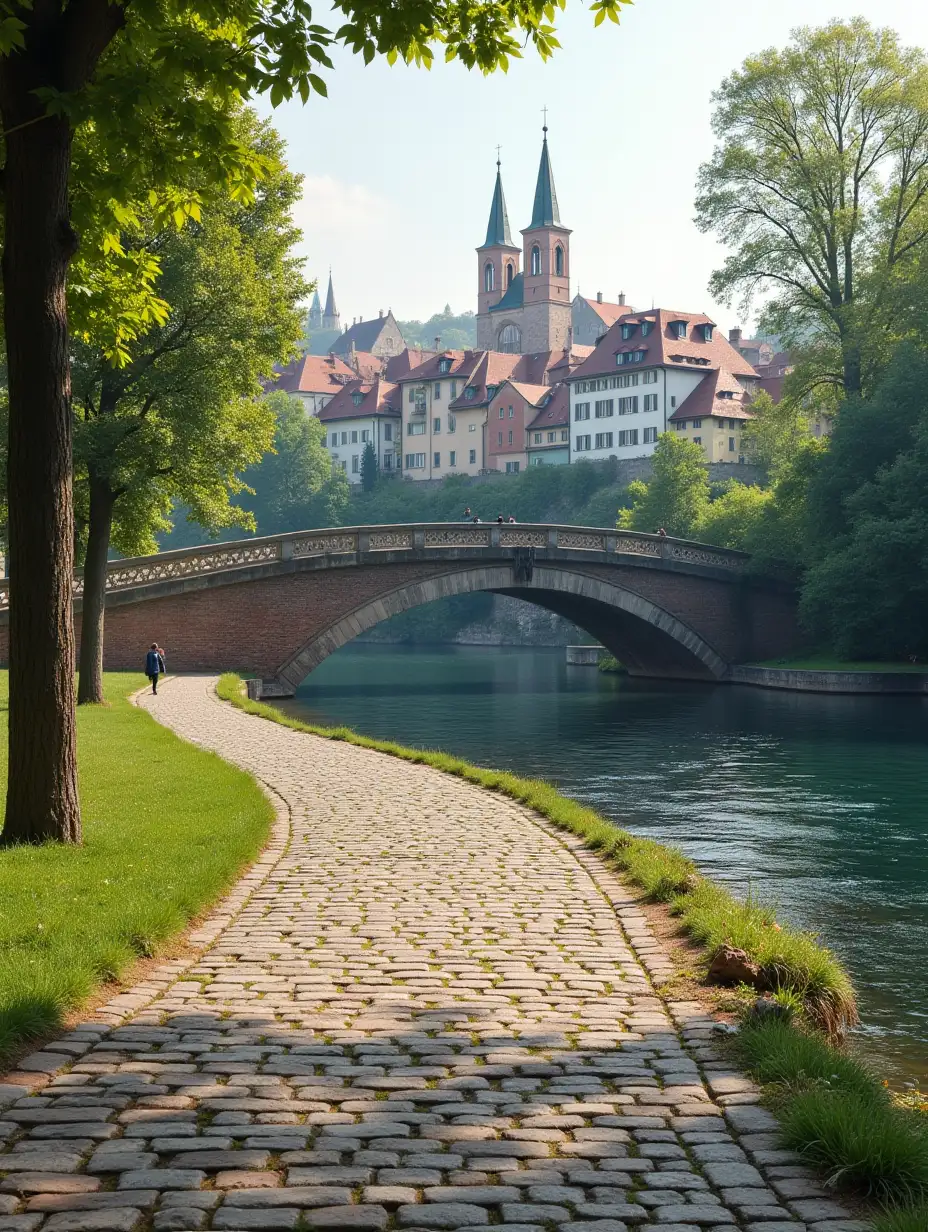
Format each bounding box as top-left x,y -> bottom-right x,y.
463,506 -> 472,521
145,643 -> 166,695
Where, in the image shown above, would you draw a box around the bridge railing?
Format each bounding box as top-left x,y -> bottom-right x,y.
0,524 -> 747,611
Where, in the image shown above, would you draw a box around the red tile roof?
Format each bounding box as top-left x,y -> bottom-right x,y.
580,298 -> 631,328
668,368 -> 755,422
383,348 -> 438,382
446,350 -> 523,409
343,350 -> 384,381
570,309 -> 757,382
526,382 -> 569,429
317,377 -> 400,423
273,352 -> 357,394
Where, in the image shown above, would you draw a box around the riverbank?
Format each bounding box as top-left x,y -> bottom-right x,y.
732,664 -> 928,694
0,671 -> 272,1064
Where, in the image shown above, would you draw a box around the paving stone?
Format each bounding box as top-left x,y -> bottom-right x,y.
213,1209 -> 300,1231
398,1203 -> 490,1228
224,1190 -> 353,1208
652,1207 -> 738,1225
44,1211 -> 144,1232
153,1209 -> 210,1231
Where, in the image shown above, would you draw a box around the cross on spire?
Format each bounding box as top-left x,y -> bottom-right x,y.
542,104 -> 548,133
495,144 -> 502,167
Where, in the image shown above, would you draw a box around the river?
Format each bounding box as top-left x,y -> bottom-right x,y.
277,643 -> 928,1081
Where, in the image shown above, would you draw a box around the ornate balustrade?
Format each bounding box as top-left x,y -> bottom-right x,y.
0,524 -> 747,612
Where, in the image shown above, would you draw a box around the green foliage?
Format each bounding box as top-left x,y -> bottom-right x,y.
617,434 -> 710,537
398,307 -> 477,352
698,481 -> 771,551
244,392 -> 336,534
71,113 -> 306,557
740,390 -> 813,483
696,18 -> 928,398
735,1018 -> 878,1099
0,673 -> 272,1063
360,441 -> 379,492
218,672 -> 858,1035
597,654 -> 626,674
874,1208 -> 928,1232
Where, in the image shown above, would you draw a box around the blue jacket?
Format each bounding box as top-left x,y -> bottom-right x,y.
146,650 -> 165,676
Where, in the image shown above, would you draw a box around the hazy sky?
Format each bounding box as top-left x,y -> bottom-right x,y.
258,2 -> 928,333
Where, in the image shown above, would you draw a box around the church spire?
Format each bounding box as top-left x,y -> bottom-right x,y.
323,269 -> 338,318
484,154 -> 514,247
529,121 -> 561,229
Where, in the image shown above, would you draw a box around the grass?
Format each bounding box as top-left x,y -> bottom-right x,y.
0,672 -> 273,1065
597,653 -> 627,674
216,672 -> 857,1037
733,1017 -> 928,1209
754,656 -> 928,673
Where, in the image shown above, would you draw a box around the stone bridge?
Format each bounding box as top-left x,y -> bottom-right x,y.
0,523 -> 800,695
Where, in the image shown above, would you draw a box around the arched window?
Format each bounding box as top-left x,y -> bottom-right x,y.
498,323 -> 522,353
555,245 -> 564,277
484,261 -> 495,293
530,245 -> 541,276
506,262 -> 514,287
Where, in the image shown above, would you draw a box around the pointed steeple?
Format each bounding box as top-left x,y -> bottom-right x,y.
529,124 -> 561,229
323,269 -> 338,318
310,289 -> 322,313
484,157 -> 514,247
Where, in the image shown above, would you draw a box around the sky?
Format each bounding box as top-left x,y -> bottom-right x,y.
257,1 -> 928,334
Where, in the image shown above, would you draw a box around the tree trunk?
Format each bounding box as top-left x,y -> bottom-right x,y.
842,339 -> 863,398
77,473 -> 115,706
0,92 -> 81,843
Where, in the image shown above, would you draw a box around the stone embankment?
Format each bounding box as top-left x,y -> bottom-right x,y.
0,676 -> 865,1232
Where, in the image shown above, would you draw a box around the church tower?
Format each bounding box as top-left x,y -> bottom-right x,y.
519,123 -> 571,352
308,287 -> 323,330
476,158 -> 521,343
322,270 -> 341,332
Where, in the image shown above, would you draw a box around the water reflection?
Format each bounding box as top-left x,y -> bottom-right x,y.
277,644 -> 928,1079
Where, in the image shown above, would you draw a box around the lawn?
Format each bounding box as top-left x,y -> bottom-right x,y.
0,672 -> 273,1064
753,657 -> 928,673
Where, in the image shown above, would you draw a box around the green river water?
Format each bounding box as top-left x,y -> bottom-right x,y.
278,643 -> 928,1082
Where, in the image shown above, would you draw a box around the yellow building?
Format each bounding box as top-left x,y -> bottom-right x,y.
669,368 -> 753,463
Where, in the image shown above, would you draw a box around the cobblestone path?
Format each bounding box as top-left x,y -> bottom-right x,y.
0,676 -> 864,1232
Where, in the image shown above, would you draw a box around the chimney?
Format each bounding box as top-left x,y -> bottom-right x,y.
596,291 -> 603,303
379,308 -> 384,318
729,327 -> 742,346
434,335 -> 441,351
328,351 -> 335,363
618,291 -> 626,306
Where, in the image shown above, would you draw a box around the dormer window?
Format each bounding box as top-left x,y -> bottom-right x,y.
700,323 -> 715,341
486,385 -> 497,399
620,323 -> 635,341
351,391 -> 363,406
718,389 -> 734,399
640,321 -> 653,337
438,357 -> 452,374
670,319 -> 687,339
616,349 -> 645,366
464,386 -> 476,401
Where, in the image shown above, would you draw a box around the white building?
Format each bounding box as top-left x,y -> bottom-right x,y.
564,308 -> 759,464
318,377 -> 401,482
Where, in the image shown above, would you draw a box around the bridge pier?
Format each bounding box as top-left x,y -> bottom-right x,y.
246,678 -> 293,701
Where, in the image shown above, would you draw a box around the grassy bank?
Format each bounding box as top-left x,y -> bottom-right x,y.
755,656 -> 927,673
734,1017 -> 928,1227
217,672 -> 856,1036
0,673 -> 273,1065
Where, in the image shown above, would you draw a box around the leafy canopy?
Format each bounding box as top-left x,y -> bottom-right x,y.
618,433 -> 710,538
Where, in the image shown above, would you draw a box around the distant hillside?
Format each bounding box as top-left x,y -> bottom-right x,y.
398,305 -> 476,351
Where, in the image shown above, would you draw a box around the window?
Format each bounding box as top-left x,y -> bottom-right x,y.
383,424 -> 392,442
351,391 -> 363,407
450,380 -> 457,398
408,388 -> 415,402
575,434 -> 591,452
701,323 -> 714,341
350,430 -> 358,444
618,429 -> 639,447
641,320 -> 653,337
692,418 -> 702,428
508,430 -> 513,445
595,432 -> 613,449
468,422 -> 476,432
361,429 -> 370,442
383,455 -> 392,470
484,262 -> 495,293
693,436 -> 702,445
469,449 -> 476,464
674,421 -> 685,431
534,433 -> 542,444
508,405 -> 514,418
404,452 -> 426,469
498,432 -> 503,446
594,399 -> 614,418
642,369 -> 658,384
718,390 -> 734,400
729,436 -> 736,452
487,385 -> 497,399
449,451 -> 456,466
433,451 -> 440,467
620,323 -> 635,340
670,320 -> 687,339
341,431 -> 348,445
618,395 -> 638,415
413,387 -> 427,414
438,357 -> 452,374
555,245 -> 564,276
643,427 -> 658,444
532,457 -> 543,466
547,431 -> 555,443
464,386 -> 476,400
407,421 -> 425,436
505,460 -> 521,473
615,372 -> 639,388
448,414 -> 456,433
499,406 -> 505,419
670,396 -> 677,407
506,261 -> 514,287
728,418 -> 737,429
434,383 -> 441,399
616,349 -> 645,365
433,417 -> 441,434
643,394 -> 658,412
560,429 -> 569,441
497,323 -> 521,353
531,245 -> 541,276
351,455 -> 359,474
574,402 -> 591,421
330,433 -> 338,447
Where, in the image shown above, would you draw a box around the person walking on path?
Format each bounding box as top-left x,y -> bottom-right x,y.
463,506 -> 472,521
145,643 -> 166,694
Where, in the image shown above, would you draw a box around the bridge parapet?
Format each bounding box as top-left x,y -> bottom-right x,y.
0,524 -> 747,613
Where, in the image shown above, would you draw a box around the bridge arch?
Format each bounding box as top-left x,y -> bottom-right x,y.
275,563 -> 728,693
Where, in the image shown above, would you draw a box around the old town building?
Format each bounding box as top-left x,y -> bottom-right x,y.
319,377 -> 401,481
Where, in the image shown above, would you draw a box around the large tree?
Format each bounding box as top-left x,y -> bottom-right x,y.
244,391 -> 337,535
71,116 -> 305,705
617,434 -> 710,539
0,0 -> 632,845
696,19 -> 928,402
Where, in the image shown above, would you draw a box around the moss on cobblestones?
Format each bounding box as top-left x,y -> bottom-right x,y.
0,671 -> 273,1064
216,672 -> 857,1036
